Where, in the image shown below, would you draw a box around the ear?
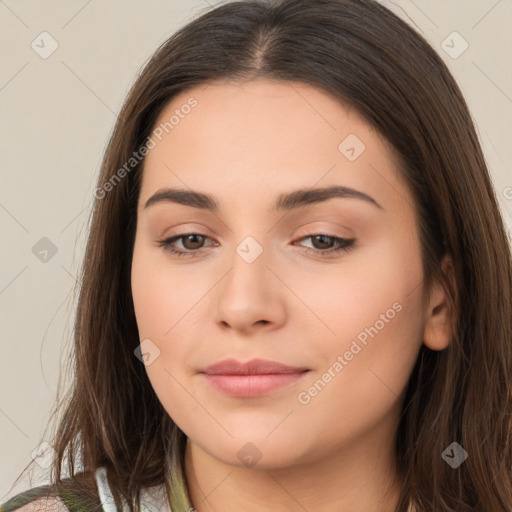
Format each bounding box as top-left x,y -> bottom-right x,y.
422,254 -> 456,351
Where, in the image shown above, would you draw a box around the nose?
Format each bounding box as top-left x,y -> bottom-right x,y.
213,244 -> 287,335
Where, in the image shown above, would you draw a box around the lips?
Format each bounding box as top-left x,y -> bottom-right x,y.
199,358 -> 310,398
201,358 -> 309,375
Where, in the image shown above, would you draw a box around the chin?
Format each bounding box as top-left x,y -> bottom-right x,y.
191,432 -> 314,470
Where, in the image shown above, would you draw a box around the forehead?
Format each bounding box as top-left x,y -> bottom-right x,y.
139,79 -> 410,214
150,78 -> 371,157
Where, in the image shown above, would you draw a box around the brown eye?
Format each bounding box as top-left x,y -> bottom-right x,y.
180,234 -> 206,250
310,234 -> 336,250
158,232 -> 355,259
295,234 -> 356,258
157,233 -> 215,258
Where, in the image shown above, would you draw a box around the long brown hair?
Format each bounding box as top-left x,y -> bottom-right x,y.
10,0 -> 512,510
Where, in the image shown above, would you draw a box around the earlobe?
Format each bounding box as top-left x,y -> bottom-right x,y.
422,254 -> 456,351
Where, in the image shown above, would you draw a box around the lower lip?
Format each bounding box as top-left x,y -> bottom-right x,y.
201,372 -> 309,397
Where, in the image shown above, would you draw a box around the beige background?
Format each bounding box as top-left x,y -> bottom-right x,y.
1,0 -> 511,501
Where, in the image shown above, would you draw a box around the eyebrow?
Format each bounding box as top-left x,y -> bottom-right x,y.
143,185 -> 383,212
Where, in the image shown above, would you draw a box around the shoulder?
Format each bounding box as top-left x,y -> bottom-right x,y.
1,467 -> 173,512
0,485 -> 64,512
0,471 -> 105,512
0,496 -> 68,512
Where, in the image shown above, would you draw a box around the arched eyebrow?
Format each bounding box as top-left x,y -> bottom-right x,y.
143,185 -> 383,212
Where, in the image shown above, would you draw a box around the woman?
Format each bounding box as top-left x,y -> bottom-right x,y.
2,0 -> 511,510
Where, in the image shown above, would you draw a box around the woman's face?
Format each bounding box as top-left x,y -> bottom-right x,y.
131,79 -> 439,469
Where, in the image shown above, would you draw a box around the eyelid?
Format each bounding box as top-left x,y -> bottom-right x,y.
293,220 -> 355,237
160,219 -> 355,242
160,223 -> 353,244
158,223 -> 214,239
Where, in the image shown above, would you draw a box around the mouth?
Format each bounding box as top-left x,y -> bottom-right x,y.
199,358 -> 311,398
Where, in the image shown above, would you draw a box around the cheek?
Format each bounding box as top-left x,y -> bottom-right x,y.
296,229 -> 424,350
131,239 -> 206,339
296,234 -> 425,422
131,240 -> 206,433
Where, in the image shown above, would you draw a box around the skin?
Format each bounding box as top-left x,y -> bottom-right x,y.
130,79 -> 453,512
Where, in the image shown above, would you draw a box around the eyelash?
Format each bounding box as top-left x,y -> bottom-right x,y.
156,232 -> 356,259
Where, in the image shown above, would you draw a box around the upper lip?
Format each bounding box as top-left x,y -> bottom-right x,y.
200,358 -> 309,375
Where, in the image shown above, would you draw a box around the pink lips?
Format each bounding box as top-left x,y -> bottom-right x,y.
199,358 -> 310,397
